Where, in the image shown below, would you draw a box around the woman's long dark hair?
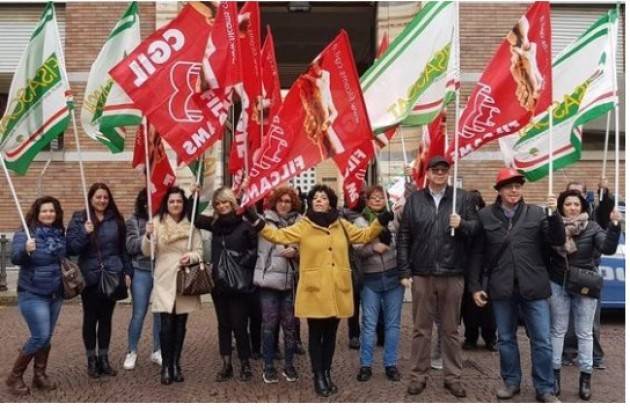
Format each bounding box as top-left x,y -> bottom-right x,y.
87,182 -> 126,249
24,196 -> 64,231
134,188 -> 149,220
158,186 -> 191,222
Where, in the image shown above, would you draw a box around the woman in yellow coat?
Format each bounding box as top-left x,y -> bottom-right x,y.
141,186 -> 203,385
253,185 -> 392,397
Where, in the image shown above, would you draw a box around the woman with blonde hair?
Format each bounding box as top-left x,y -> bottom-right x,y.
142,186 -> 203,385
195,186 -> 260,382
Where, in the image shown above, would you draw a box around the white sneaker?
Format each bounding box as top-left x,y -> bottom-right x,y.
431,357 -> 443,370
150,350 -> 162,366
123,352 -> 138,370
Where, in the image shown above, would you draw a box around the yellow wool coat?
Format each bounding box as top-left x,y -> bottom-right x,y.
261,216 -> 382,319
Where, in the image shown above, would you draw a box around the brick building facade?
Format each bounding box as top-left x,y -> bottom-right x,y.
0,2 -> 625,232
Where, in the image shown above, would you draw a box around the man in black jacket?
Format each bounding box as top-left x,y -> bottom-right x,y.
397,156 -> 479,398
469,168 -> 564,403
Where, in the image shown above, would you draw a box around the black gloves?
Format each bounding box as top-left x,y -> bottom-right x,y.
379,229 -> 392,246
377,210 -> 394,227
244,206 -> 260,223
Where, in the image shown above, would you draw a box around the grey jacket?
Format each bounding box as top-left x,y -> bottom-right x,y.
126,214 -> 152,272
253,210 -> 300,291
353,213 -> 398,274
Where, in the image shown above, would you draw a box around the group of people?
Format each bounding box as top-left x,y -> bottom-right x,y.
5,154 -> 622,403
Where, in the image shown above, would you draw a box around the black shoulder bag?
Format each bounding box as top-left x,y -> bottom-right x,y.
94,234 -> 128,301
216,236 -> 253,292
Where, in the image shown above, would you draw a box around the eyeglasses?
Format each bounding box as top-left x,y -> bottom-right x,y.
429,167 -> 449,175
368,196 -> 385,201
277,199 -> 292,204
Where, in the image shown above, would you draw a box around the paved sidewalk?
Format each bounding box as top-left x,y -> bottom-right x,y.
0,303 -> 625,403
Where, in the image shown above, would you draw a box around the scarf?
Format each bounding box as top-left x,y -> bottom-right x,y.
33,225 -> 65,255
157,215 -> 191,245
212,211 -> 243,235
306,208 -> 339,228
362,206 -> 391,245
554,212 -> 590,257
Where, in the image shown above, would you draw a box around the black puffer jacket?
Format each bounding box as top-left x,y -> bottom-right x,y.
549,221 -> 621,286
469,201 -> 565,301
195,212 -> 258,294
397,186 -> 479,278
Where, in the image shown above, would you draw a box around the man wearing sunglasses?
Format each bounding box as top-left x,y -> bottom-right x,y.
397,155 -> 479,398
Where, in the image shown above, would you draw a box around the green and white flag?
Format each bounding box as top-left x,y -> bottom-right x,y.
361,1 -> 457,132
499,10 -> 619,182
0,2 -> 71,175
81,2 -> 141,153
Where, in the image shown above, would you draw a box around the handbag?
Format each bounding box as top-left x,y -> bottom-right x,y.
565,265 -> 603,299
216,237 -> 253,292
94,238 -> 128,301
60,257 -> 85,299
177,261 -> 214,296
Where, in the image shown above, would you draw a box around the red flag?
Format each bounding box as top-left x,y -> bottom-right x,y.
412,110 -> 447,188
447,1 -> 551,161
132,123 -> 176,216
229,2 -> 262,185
260,26 -> 282,139
333,32 -> 394,209
110,4 -> 226,165
241,30 -> 373,208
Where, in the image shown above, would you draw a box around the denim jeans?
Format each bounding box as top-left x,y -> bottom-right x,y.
18,290 -> 63,355
360,269 -> 403,368
127,269 -> 161,353
260,288 -> 295,369
492,295 -> 555,395
549,282 -> 598,373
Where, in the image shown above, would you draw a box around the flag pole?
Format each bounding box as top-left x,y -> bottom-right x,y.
450,2 -> 460,237
375,156 -> 391,212
612,4 -> 620,209
600,111 -> 611,202
0,153 -> 31,240
70,109 -> 92,223
142,118 -> 154,261
547,105 -> 554,216
187,155 -> 203,251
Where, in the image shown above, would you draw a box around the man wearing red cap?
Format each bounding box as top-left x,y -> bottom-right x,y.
397,155 -> 479,398
469,168 -> 564,403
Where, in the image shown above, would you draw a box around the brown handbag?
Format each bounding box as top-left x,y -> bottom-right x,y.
176,261 -> 213,296
60,257 -> 85,299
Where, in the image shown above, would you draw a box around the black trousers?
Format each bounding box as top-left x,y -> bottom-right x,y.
461,291 -> 497,345
160,312 -> 188,367
247,289 -> 262,355
308,317 -> 340,373
81,286 -> 116,352
212,291 -> 251,360
347,285 -> 361,339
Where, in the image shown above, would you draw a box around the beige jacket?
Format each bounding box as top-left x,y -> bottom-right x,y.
142,215 -> 203,314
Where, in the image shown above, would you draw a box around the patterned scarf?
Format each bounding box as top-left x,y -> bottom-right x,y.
33,225 -> 65,255
554,212 -> 590,257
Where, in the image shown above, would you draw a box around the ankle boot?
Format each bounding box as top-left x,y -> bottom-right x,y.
160,362 -> 173,385
579,372 -> 592,401
32,345 -> 57,391
6,350 -> 35,396
87,355 -> 100,378
215,355 -> 233,382
313,371 -> 330,397
97,354 -> 117,376
553,368 -> 561,396
239,359 -> 253,381
323,369 -> 338,394
172,321 -> 186,383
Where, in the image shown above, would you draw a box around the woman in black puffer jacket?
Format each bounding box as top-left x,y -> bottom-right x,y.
6,196 -> 66,396
548,189 -> 621,401
195,186 -> 260,382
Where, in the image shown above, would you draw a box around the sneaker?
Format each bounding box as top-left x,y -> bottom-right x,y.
431,357 -> 443,370
263,368 -> 279,384
282,366 -> 298,382
150,350 -> 162,366
123,352 -> 138,370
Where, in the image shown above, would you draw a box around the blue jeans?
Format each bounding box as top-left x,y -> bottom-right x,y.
18,291 -> 63,355
549,282 -> 598,373
360,269 -> 404,368
127,269 -> 160,353
492,295 -> 555,395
